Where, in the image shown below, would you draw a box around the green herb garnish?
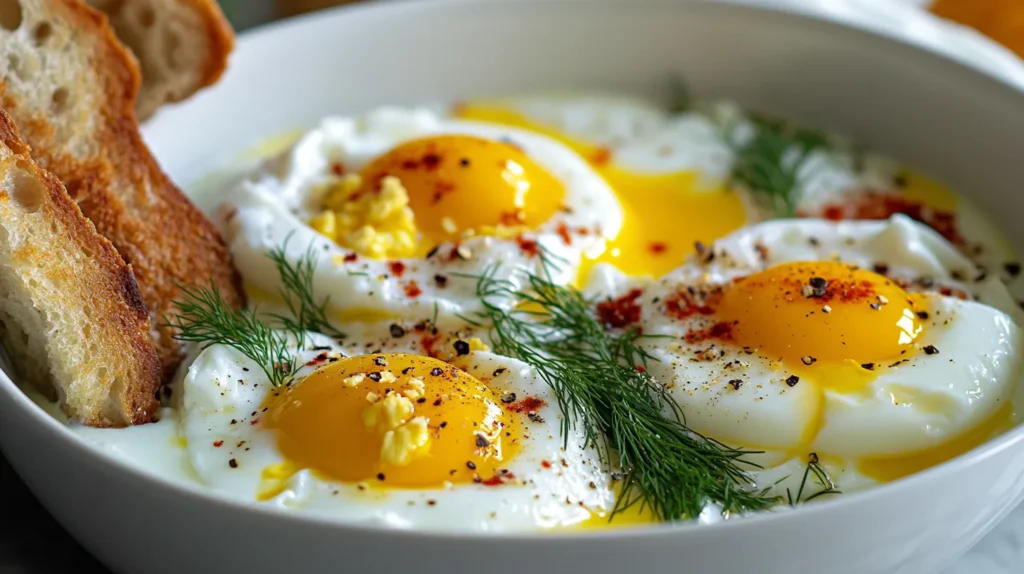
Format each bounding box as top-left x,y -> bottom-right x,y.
728,115 -> 829,217
468,262 -> 773,520
786,452 -> 841,505
167,283 -> 302,387
168,238 -> 340,386
267,238 -> 345,339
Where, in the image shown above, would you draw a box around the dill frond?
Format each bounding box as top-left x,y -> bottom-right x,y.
787,452 -> 841,505
267,238 -> 345,339
166,283 -> 302,387
471,264 -> 774,520
728,115 -> 829,217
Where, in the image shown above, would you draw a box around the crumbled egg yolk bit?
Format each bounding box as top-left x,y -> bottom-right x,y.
310,174 -> 421,259
262,353 -> 522,488
858,401 -> 1015,482
455,103 -> 746,280
358,134 -> 566,244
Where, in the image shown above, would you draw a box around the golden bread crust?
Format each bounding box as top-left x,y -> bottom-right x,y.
0,105 -> 160,426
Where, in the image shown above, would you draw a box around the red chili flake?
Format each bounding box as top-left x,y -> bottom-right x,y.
222,207 -> 238,224
213,440 -> 224,448
305,352 -> 330,366
823,205 -> 844,221
330,162 -> 346,175
590,147 -> 613,167
500,210 -> 526,226
555,222 -> 573,246
596,288 -> 644,329
422,153 -> 442,170
250,418 -> 261,426
507,396 -> 547,414
405,281 -> 423,298
685,321 -> 735,344
515,235 -> 539,258
938,286 -> 969,300
432,180 -> 456,204
635,365 -> 646,374
481,472 -> 516,487
421,333 -> 441,358
343,252 -> 358,263
541,460 -> 553,469
389,261 -> 407,278
817,193 -> 963,246
664,289 -> 719,320
648,242 -> 668,255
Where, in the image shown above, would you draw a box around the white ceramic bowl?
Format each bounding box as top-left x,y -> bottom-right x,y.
5,1 -> 1024,573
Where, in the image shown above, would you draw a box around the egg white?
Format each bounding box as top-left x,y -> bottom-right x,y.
178,331 -> 614,532
591,216 -> 1023,478
221,107 -> 624,324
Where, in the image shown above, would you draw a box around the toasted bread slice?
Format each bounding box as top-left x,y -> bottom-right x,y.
85,0 -> 234,120
0,0 -> 245,381
0,106 -> 160,426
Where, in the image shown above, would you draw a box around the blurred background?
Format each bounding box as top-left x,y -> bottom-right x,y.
216,0 -> 1024,61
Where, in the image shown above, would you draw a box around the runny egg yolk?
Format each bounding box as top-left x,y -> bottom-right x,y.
359,135 -> 566,244
455,103 -> 746,279
262,354 -> 522,488
717,261 -> 924,387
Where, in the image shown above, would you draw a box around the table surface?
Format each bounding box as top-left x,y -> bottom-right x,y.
3,1 -> 1024,573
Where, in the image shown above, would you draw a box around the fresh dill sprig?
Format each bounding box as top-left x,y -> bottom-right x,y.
166,283 -> 302,387
728,115 -> 829,217
786,452 -> 841,505
267,238 -> 345,339
469,263 -> 774,520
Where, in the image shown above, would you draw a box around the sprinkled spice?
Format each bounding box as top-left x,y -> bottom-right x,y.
861,362 -> 875,371
466,461 -> 477,470
872,262 -> 890,275
453,340 -> 470,356
664,288 -> 718,320
870,303 -> 881,310
500,392 -> 517,404
492,368 -> 506,377
694,241 -> 715,263
785,375 -> 800,387
596,288 -> 644,329
556,223 -> 573,246
923,345 -> 940,355
476,434 -> 491,448
590,147 -> 612,166
728,379 -> 743,390
528,412 -> 545,423
368,372 -> 382,382
820,193 -> 962,246
404,281 -> 423,298
684,321 -> 735,344
917,311 -> 929,320
1006,262 -> 1022,277
515,236 -> 540,258
426,246 -> 440,259
389,261 -> 407,278
434,274 -> 448,287
213,440 -> 224,447
377,473 -> 386,481
649,242 -> 668,255
228,459 -> 238,468
801,355 -> 817,366
460,158 -> 471,167
508,396 -> 546,414
390,324 -> 406,338
343,252 -> 359,263
822,305 -> 832,314
374,356 -> 388,366
541,460 -> 553,469
431,367 -> 443,377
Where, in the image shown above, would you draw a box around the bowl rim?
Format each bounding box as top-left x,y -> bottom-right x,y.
9,0 -> 1024,543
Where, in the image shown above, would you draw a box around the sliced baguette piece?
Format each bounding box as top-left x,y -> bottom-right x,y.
0,0 -> 245,381
85,0 -> 234,120
0,105 -> 160,427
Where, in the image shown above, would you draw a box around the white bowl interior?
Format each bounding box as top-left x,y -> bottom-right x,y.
4,1 -> 1024,573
